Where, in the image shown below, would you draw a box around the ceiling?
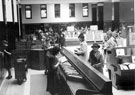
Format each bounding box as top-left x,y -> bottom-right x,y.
19,0 -> 115,4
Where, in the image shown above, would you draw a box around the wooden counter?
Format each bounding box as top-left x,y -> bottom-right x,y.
60,47 -> 113,95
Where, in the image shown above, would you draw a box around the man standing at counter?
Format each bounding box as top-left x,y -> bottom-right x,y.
88,43 -> 104,73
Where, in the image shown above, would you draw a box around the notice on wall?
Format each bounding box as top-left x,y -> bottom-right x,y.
129,32 -> 135,45
116,49 -> 125,56
90,25 -> 98,31
86,30 -> 103,42
67,26 -> 74,31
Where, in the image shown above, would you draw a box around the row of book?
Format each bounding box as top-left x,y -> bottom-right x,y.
119,62 -> 135,70
58,56 -> 83,81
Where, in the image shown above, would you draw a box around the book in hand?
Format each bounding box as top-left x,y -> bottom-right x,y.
58,56 -> 68,63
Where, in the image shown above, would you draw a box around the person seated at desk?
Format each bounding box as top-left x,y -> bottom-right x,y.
74,33 -> 88,59
88,43 -> 104,73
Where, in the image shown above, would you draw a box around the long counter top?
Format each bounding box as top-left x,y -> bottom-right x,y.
59,47 -> 113,95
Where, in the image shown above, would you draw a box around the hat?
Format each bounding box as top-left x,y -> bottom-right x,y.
47,46 -> 60,56
78,33 -> 84,39
91,43 -> 100,48
112,32 -> 118,38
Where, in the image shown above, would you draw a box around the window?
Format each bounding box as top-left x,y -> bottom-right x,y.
69,4 -> 75,17
82,3 -> 88,17
40,4 -> 47,18
25,5 -> 32,19
55,4 -> 60,18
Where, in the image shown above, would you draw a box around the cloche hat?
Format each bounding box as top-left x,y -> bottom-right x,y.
91,43 -> 100,48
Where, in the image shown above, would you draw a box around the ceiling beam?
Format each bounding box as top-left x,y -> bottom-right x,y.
20,0 -> 112,4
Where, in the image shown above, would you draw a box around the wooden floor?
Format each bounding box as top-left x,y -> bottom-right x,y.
0,45 -> 135,95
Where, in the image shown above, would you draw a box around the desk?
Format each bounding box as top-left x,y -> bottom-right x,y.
29,49 -> 46,70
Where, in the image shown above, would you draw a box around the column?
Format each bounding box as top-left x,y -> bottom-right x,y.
112,2 -> 120,31
97,2 -> 104,30
92,4 -> 97,25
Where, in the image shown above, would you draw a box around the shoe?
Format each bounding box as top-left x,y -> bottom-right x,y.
24,77 -> 27,82
6,75 -> 12,79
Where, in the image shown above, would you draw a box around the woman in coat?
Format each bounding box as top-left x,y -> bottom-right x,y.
46,46 -> 61,95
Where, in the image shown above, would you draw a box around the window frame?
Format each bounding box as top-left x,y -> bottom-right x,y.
25,5 -> 32,19
69,3 -> 75,17
82,3 -> 89,17
40,4 -> 47,19
55,4 -> 60,18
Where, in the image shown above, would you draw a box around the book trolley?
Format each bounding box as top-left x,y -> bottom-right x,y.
12,49 -> 29,84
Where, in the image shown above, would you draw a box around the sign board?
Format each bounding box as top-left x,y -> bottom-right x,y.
129,32 -> 135,45
116,49 -> 125,56
86,30 -> 94,41
94,30 -> 104,41
90,25 -> 98,31
132,56 -> 135,63
86,30 -> 103,42
67,26 -> 74,31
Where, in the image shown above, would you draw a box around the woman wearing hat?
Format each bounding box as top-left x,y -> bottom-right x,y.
2,40 -> 12,79
88,43 -> 104,73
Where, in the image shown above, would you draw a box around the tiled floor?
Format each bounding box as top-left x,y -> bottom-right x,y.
0,44 -> 135,95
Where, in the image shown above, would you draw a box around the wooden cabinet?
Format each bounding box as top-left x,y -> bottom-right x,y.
106,48 -> 135,89
29,49 -> 46,70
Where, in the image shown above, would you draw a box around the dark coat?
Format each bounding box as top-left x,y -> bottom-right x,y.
88,50 -> 104,73
46,56 -> 61,94
2,47 -> 11,69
